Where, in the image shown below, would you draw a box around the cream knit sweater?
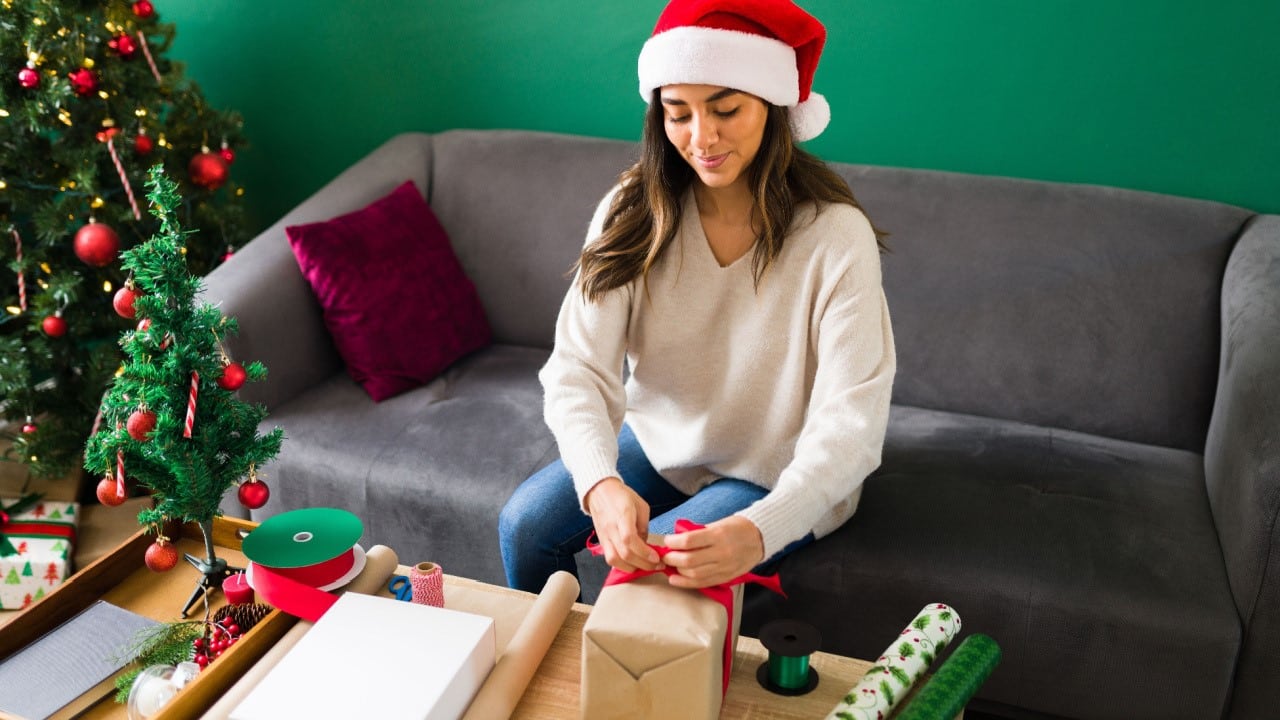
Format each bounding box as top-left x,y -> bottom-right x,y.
539,188 -> 896,559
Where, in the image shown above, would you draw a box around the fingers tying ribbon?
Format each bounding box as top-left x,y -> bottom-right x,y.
587,518 -> 786,695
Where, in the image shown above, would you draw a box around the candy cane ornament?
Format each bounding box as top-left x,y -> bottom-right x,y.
106,136 -> 142,220
116,449 -> 126,498
184,370 -> 199,438
137,31 -> 162,85
11,228 -> 25,312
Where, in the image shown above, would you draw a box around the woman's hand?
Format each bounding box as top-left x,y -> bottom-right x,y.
585,477 -> 661,573
662,516 -> 765,589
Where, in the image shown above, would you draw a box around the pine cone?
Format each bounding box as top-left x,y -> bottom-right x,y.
213,602 -> 273,633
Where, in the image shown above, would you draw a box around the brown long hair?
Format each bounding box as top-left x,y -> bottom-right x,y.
575,90 -> 885,302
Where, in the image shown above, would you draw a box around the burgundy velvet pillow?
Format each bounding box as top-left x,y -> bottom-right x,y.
286,180 -> 491,402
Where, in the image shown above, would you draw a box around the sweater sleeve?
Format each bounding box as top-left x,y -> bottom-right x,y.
538,190 -> 632,512
735,214 -> 897,560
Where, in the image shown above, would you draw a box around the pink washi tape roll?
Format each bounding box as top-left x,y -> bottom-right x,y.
410,561 -> 444,607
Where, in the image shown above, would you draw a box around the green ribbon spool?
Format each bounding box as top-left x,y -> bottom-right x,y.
894,633 -> 1002,720
756,619 -> 821,696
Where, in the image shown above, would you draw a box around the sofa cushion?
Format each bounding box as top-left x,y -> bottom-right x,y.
285,180 -> 491,402
743,404 -> 1240,720
252,344 -> 558,587
833,164 -> 1253,453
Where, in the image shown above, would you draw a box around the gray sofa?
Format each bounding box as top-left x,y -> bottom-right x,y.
205,130 -> 1279,720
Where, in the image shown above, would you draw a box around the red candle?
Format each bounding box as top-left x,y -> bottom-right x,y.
223,572 -> 254,604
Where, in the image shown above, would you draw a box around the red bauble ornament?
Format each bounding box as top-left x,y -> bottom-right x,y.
134,133 -> 154,155
238,479 -> 270,510
96,476 -> 127,506
132,0 -> 155,19
74,222 -> 120,267
21,421 -> 37,434
188,151 -> 229,191
217,362 -> 247,391
145,538 -> 179,573
219,147 -> 235,165
67,68 -> 98,96
127,409 -> 157,441
136,318 -> 151,333
113,286 -> 141,319
108,34 -> 138,59
42,314 -> 67,337
17,66 -> 39,89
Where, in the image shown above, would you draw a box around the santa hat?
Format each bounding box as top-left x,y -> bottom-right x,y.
638,0 -> 831,141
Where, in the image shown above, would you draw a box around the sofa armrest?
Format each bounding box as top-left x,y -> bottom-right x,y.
1204,214 -> 1280,718
201,132 -> 435,410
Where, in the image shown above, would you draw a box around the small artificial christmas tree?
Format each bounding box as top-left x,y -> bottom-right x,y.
1,0 -> 249,481
84,167 -> 279,616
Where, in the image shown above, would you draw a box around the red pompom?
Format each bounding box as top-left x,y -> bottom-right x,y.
188,151 -> 229,191
96,476 -> 127,506
238,479 -> 270,510
127,409 -> 157,441
42,315 -> 67,337
145,538 -> 180,572
113,286 -> 141,319
134,134 -> 154,155
132,0 -> 155,19
17,66 -> 39,89
67,68 -> 98,96
217,362 -> 247,391
74,222 -> 120,267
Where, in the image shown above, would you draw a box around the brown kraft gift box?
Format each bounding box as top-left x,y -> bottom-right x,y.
581,573 -> 744,720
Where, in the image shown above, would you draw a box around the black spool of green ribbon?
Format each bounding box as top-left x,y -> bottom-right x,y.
756,619 -> 821,696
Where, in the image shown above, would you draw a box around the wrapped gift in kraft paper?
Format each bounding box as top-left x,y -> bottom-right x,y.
0,494 -> 78,610
582,573 -> 744,720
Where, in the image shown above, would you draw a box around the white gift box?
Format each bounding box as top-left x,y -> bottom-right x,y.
231,592 -> 495,720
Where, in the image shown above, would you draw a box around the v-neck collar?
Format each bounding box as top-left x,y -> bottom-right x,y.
686,190 -> 754,271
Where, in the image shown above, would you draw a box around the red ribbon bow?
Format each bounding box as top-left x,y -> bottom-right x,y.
587,518 -> 786,696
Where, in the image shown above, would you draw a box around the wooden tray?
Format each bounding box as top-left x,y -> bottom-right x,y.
0,515 -> 295,719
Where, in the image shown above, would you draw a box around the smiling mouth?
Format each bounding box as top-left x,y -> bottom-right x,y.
693,153 -> 729,169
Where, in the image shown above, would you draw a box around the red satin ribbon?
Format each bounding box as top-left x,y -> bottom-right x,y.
249,548 -> 356,623
587,518 -> 786,696
0,521 -> 77,557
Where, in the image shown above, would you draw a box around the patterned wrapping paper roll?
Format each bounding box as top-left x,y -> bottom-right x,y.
410,561 -> 445,607
825,603 -> 962,720
893,633 -> 1001,720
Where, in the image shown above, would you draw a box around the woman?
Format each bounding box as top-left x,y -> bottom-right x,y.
499,0 -> 895,593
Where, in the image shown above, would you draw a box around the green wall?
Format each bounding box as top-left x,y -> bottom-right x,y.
164,1 -> 1279,232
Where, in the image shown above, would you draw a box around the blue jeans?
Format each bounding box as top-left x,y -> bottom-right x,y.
499,424 -> 812,592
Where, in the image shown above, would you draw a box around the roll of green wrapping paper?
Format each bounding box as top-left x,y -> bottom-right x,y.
893,634 -> 1002,720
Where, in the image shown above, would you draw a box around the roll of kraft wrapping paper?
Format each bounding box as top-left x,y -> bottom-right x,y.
241,507 -> 366,622
894,634 -> 1002,720
460,571 -> 580,720
825,603 -> 962,720
199,544 -> 400,720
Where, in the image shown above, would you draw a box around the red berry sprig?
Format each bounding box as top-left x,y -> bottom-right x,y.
191,617 -> 242,670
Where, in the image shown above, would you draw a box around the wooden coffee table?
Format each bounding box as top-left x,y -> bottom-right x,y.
394,573 -> 960,720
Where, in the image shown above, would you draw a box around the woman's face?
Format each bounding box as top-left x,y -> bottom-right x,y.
660,84 -> 769,192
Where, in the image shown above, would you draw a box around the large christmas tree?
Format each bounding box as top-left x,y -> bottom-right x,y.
0,0 -> 249,481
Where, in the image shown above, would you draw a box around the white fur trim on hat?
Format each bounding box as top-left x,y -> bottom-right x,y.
638,26 -> 799,107
790,92 -> 830,142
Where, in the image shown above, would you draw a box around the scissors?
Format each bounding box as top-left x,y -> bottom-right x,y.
388,574 -> 411,601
